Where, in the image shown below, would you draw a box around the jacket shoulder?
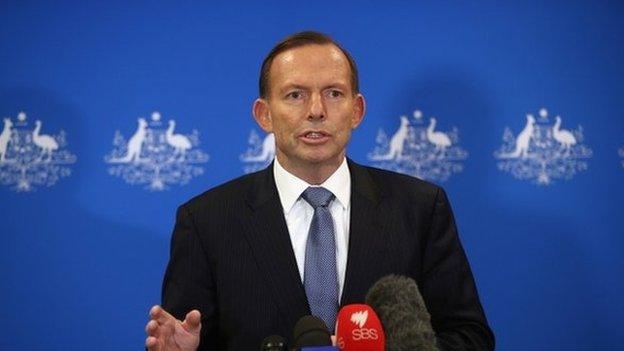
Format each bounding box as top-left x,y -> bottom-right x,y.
181,169 -> 264,212
357,163 -> 442,201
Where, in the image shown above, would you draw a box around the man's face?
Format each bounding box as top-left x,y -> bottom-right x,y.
253,44 -> 365,172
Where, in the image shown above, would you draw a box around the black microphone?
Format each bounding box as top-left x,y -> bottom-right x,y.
260,334 -> 288,351
365,275 -> 439,351
292,315 -> 334,350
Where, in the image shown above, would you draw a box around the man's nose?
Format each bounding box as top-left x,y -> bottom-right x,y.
308,93 -> 325,121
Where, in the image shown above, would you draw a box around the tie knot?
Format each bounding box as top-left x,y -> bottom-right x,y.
301,187 -> 334,208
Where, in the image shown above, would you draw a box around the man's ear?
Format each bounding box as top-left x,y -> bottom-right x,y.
350,93 -> 366,129
252,98 -> 273,133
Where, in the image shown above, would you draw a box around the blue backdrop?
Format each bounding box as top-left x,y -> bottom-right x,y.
1,1 -> 623,350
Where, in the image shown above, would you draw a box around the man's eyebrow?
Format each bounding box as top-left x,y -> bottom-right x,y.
323,82 -> 349,90
277,81 -> 350,94
278,84 -> 309,93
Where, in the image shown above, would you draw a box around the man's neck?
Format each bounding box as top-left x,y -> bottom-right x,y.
275,154 -> 345,185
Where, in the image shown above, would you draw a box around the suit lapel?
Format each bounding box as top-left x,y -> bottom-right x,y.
242,165 -> 310,326
341,160 -> 386,305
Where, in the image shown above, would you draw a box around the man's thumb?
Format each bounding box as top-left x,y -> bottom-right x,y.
182,310 -> 202,334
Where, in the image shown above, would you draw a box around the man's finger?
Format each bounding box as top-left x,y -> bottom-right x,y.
150,305 -> 176,325
145,336 -> 161,351
145,320 -> 159,336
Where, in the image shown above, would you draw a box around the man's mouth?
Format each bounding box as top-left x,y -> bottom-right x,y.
300,130 -> 330,143
305,131 -> 325,139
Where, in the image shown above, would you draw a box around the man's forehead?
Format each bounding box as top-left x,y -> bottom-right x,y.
276,43 -> 345,65
269,44 -> 351,84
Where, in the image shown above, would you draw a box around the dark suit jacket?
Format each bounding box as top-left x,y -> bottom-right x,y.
162,160 -> 494,350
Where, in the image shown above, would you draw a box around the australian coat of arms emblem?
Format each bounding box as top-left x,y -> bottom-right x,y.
104,111 -> 209,191
0,112 -> 77,192
494,108 -> 592,185
240,130 -> 275,173
368,110 -> 468,183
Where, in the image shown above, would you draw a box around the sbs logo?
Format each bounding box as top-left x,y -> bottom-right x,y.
350,310 -> 379,341
352,327 -> 379,341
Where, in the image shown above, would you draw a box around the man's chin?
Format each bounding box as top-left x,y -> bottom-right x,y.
299,152 -> 344,167
277,148 -> 344,168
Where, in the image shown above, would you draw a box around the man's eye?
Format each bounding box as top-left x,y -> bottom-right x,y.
286,91 -> 303,99
327,90 -> 343,98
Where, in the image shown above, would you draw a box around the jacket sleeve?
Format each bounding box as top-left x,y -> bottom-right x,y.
419,188 -> 495,351
161,204 -> 219,350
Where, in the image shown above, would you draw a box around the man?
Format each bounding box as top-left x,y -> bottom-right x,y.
145,31 -> 494,351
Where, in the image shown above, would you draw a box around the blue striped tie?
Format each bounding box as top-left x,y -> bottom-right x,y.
301,187 -> 338,331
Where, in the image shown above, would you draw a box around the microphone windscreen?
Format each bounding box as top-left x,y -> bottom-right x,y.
335,304 -> 385,351
293,315 -> 332,349
365,275 -> 439,351
260,334 -> 287,351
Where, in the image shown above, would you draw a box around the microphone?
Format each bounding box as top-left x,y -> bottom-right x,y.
365,275 -> 439,351
335,304 -> 385,350
260,334 -> 287,351
292,315 -> 338,351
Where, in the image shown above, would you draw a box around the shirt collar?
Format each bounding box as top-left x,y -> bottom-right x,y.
273,157 -> 351,213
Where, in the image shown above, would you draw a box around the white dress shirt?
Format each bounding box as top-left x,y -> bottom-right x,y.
273,157 -> 351,300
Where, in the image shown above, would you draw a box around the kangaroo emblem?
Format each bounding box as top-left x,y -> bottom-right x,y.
0,118 -> 13,163
110,118 -> 148,163
369,115 -> 410,160
241,133 -> 275,163
499,114 -> 535,159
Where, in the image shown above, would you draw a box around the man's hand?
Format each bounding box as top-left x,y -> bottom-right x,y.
145,305 -> 201,351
